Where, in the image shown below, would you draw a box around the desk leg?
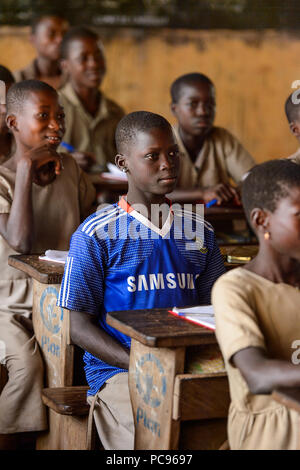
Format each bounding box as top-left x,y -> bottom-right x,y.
129,339 -> 185,450
32,280 -> 74,387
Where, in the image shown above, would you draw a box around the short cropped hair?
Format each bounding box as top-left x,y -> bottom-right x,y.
31,14 -> 67,34
6,80 -> 57,115
242,159 -> 300,225
170,73 -> 215,103
115,111 -> 172,154
0,65 -> 15,85
285,91 -> 300,123
60,26 -> 101,60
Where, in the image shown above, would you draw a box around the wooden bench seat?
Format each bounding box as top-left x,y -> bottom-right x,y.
38,386 -> 98,450
42,386 -> 89,416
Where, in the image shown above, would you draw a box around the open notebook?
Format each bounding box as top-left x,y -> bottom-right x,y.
169,305 -> 215,331
39,250 -> 68,264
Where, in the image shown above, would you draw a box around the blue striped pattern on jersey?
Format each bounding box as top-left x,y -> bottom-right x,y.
57,201 -> 225,396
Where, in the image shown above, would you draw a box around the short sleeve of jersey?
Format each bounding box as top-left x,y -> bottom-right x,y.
57,227 -> 105,315
197,229 -> 226,304
212,271 -> 266,365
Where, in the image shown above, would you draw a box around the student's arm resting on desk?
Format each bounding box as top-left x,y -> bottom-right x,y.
232,347 -> 300,395
70,309 -> 130,370
0,144 -> 61,252
169,183 -> 239,204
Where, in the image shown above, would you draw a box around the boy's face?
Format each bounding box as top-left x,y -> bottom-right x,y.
32,16 -> 69,61
63,37 -> 106,90
12,90 -> 65,150
0,81 -> 14,134
267,186 -> 300,261
172,81 -> 216,138
123,127 -> 180,199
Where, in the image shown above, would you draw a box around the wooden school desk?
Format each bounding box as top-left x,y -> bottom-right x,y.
7,254 -> 91,450
107,308 -> 230,450
8,254 -> 69,388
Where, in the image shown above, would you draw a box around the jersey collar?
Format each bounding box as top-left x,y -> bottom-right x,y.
118,196 -> 174,238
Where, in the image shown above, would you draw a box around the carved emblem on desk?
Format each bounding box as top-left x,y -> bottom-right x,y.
135,353 -> 167,408
40,286 -> 64,334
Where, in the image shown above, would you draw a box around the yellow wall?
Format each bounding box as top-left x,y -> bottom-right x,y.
1,26 -> 299,162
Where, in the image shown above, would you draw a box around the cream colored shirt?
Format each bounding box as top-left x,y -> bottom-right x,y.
0,153 -> 95,314
174,126 -> 255,189
212,268 -> 300,450
13,59 -> 68,89
58,83 -> 125,171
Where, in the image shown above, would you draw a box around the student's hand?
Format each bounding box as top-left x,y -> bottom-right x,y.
21,143 -> 62,186
72,151 -> 96,172
203,183 -> 241,205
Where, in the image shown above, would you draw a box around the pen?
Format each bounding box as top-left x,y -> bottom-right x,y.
61,141 -> 75,152
205,198 -> 218,208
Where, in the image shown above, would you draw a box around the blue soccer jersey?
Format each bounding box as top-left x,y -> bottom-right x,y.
57,197 -> 225,395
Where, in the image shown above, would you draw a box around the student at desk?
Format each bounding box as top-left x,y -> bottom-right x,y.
169,73 -> 255,204
57,111 -> 225,450
58,26 -> 125,174
13,14 -> 69,90
212,159 -> 300,450
0,80 -> 95,446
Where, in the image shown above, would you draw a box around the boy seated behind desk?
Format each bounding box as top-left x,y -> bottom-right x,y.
170,73 -> 255,204
212,159 -> 300,450
0,80 -> 95,445
13,14 -> 69,90
57,111 -> 226,450
58,26 -> 125,174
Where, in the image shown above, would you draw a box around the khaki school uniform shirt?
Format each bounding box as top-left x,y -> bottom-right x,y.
58,83 -> 125,170
13,59 -> 68,89
174,126 -> 255,189
212,268 -> 300,450
0,153 -> 95,315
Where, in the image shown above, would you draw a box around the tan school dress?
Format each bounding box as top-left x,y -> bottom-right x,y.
212,268 -> 300,450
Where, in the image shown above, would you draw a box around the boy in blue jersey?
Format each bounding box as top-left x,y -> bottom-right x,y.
57,111 -> 225,450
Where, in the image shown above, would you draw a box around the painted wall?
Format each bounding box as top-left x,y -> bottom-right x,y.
1,26 -> 300,162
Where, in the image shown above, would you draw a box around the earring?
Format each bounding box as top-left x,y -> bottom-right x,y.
264,232 -> 270,240
122,168 -> 127,173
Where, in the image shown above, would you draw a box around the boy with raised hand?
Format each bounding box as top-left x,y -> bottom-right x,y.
14,14 -> 69,90
57,111 -> 225,449
0,80 -> 95,446
58,26 -> 125,173
170,73 -> 255,205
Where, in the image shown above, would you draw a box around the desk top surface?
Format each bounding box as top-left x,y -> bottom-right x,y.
107,308 -> 216,348
8,244 -> 258,285
8,254 -> 65,284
